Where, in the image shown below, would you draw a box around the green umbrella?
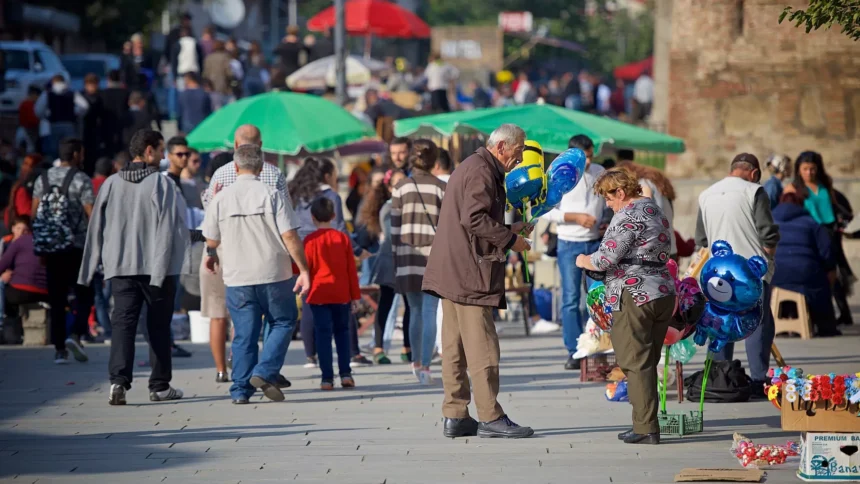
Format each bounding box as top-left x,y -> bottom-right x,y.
187,92 -> 375,155
394,104 -> 685,154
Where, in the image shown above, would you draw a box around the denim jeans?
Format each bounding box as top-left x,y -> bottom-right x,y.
712,282 -> 775,382
404,291 -> 439,367
309,303 -> 352,381
46,123 -> 77,160
557,239 -> 601,356
226,279 -> 298,400
93,274 -> 112,337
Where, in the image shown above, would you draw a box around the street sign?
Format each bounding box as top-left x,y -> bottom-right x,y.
498,11 -> 533,33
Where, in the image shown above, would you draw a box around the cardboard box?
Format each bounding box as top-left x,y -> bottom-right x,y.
674,468 -> 764,482
782,394 -> 860,432
798,432 -> 860,482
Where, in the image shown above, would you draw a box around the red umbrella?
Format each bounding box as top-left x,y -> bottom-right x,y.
613,56 -> 653,82
307,0 -> 431,39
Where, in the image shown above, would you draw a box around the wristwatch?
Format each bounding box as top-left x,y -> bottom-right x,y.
206,246 -> 218,257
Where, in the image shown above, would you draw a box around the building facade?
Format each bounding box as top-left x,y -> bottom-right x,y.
662,0 -> 860,178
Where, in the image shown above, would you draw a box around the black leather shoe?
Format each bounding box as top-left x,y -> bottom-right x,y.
564,356 -> 581,370
275,374 -> 291,389
623,432 -> 660,445
249,376 -> 285,402
443,417 -> 479,438
232,398 -> 249,405
215,372 -> 229,383
617,428 -> 635,440
478,415 -> 534,439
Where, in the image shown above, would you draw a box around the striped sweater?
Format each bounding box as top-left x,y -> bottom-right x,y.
391,170 -> 446,293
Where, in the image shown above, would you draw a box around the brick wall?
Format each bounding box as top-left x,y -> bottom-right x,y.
665,0 -> 860,178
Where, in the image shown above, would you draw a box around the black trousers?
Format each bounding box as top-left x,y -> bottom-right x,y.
5,286 -> 49,318
45,250 -> 94,351
374,285 -> 396,349
430,89 -> 450,113
109,276 -> 176,392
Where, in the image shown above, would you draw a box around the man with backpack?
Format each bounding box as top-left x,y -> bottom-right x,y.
31,138 -> 95,364
79,129 -> 189,405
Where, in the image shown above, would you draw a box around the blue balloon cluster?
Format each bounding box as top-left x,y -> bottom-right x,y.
531,148 -> 587,218
505,164 -> 545,211
693,240 -> 768,353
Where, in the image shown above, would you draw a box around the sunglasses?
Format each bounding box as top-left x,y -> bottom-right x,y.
173,151 -> 191,158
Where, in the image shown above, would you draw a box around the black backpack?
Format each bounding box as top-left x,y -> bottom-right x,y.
32,168 -> 79,256
685,359 -> 752,403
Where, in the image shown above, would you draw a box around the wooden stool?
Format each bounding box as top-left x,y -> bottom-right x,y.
21,304 -> 49,347
771,287 -> 812,339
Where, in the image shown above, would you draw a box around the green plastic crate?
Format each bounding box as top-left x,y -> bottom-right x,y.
659,410 -> 703,437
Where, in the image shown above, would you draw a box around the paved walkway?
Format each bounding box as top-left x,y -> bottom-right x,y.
1,316 -> 858,484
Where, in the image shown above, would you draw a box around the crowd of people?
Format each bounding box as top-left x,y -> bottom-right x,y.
0,109 -> 854,440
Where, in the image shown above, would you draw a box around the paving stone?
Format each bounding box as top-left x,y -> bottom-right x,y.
0,315 -> 858,483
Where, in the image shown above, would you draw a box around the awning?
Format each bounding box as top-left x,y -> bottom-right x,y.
614,56 -> 652,82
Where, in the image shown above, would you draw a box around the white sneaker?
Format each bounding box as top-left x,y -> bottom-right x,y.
419,370 -> 433,385
64,338 -> 89,362
303,357 -> 318,369
149,387 -> 183,402
530,319 -> 562,335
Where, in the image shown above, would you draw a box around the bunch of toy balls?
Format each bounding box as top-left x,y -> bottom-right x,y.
732,435 -> 799,468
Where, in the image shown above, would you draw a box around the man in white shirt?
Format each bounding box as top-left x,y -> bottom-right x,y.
542,135 -> 606,370
424,52 -> 458,113
632,70 -> 654,122
202,144 -> 309,405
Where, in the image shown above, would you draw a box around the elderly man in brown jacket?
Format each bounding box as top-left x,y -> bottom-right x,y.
423,124 -> 535,439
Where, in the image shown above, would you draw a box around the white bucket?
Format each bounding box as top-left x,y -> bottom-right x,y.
189,311 -> 211,343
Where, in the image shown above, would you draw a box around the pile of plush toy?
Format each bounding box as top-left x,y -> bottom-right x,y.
731,433 -> 799,468
765,366 -> 860,410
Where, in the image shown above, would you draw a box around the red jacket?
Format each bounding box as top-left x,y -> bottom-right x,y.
303,228 -> 361,305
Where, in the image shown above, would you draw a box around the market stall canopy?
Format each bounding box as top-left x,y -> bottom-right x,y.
287,55 -> 390,91
614,56 -> 653,82
306,0 -> 431,38
187,92 -> 376,155
394,104 -> 685,155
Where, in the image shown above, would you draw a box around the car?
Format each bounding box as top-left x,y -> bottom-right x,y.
60,53 -> 122,92
0,41 -> 69,112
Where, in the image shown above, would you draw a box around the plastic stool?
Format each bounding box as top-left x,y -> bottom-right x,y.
771,287 -> 812,339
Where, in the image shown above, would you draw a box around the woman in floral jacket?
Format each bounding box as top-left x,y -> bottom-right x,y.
576,168 -> 675,445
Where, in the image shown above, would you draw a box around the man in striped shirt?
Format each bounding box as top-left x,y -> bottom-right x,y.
200,124 -> 292,387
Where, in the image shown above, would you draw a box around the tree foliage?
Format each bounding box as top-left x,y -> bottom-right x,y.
779,0 -> 860,41
29,0 -> 169,47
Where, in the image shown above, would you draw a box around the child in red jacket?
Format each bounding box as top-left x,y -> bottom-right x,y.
303,197 -> 361,390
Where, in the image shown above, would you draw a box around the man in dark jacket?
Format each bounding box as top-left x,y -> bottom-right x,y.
100,70 -> 130,157
423,124 -> 534,439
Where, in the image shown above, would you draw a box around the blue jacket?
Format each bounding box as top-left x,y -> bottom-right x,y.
762,175 -> 783,209
771,203 -> 833,299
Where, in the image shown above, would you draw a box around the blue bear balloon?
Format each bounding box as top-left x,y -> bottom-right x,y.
529,148 -> 587,218
693,240 -> 768,353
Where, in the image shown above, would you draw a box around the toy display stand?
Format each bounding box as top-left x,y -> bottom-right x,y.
659,348 -> 712,437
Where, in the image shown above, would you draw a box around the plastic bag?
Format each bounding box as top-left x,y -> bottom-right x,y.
670,339 -> 697,365
605,380 -> 629,402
